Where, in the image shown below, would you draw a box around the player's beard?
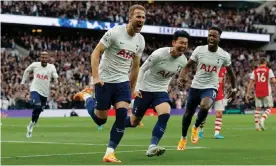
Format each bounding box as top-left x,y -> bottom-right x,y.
41,62 -> 47,67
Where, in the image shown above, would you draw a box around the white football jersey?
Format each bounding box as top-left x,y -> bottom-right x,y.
190,45 -> 231,90
21,62 -> 58,97
136,47 -> 187,92
99,25 -> 145,83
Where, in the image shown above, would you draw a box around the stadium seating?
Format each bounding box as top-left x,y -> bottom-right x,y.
1,1 -> 275,33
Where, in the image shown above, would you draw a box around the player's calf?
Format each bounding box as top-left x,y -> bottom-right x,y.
254,108 -> 261,130
214,111 -> 223,138
260,108 -> 272,131
106,107 -> 128,156
194,97 -> 213,128
181,108 -> 196,138
150,113 -> 170,147
145,102 -> 170,157
26,104 -> 43,138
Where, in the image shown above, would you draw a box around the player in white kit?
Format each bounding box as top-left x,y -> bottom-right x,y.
176,27 -> 237,150
124,31 -> 189,157
73,5 -> 146,163
20,52 -> 58,138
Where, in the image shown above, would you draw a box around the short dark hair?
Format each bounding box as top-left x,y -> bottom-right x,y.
208,26 -> 222,35
173,30 -> 190,41
259,57 -> 267,65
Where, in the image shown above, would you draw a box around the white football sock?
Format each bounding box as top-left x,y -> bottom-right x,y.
214,130 -> 220,135
149,144 -> 156,149
199,128 -> 204,132
105,147 -> 114,155
28,121 -> 35,132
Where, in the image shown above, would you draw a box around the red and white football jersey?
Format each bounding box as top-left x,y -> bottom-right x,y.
250,66 -> 275,97
216,67 -> 227,101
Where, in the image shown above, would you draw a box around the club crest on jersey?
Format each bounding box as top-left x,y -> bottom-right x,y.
36,74 -> 48,80
157,70 -> 174,78
116,49 -> 135,60
200,64 -> 217,72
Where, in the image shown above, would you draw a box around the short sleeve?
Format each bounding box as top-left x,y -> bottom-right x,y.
180,57 -> 188,68
190,46 -> 200,62
269,69 -> 275,79
100,29 -> 114,48
223,53 -> 232,67
51,65 -> 59,79
136,35 -> 145,57
250,71 -> 255,80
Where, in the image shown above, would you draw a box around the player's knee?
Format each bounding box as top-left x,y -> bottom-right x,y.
216,111 -> 223,117
95,110 -> 108,119
256,107 -> 261,111
155,102 -> 171,115
200,103 -> 211,111
115,101 -> 129,110
200,97 -> 213,111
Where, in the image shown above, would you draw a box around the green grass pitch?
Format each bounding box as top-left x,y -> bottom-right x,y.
1,115 -> 276,165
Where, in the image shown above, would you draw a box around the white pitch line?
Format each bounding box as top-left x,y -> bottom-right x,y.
1,140 -> 207,149
1,147 -> 207,159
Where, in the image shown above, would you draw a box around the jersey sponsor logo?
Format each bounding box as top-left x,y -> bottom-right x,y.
200,64 -> 218,73
116,49 -> 135,60
157,70 -> 175,78
36,74 -> 48,80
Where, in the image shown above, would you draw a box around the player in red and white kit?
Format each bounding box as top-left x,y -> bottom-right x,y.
246,57 -> 276,131
198,67 -> 227,139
